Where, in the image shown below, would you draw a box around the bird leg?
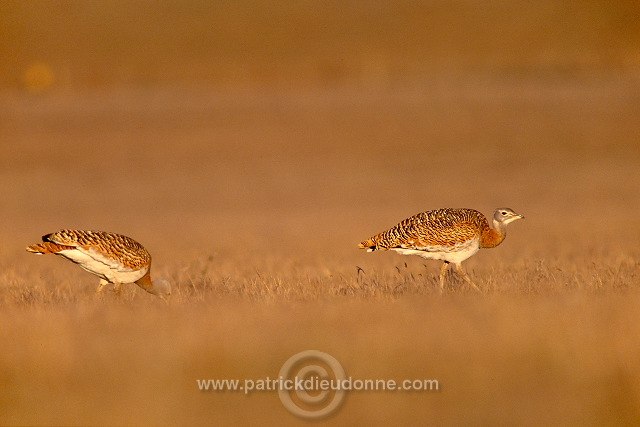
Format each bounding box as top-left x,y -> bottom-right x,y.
96,279 -> 123,297
438,261 -> 450,292
454,263 -> 481,292
96,279 -> 109,294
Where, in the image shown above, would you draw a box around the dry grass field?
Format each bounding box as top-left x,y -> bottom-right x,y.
2,1 -> 640,425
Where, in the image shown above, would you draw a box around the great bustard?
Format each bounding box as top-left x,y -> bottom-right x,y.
26,230 -> 171,298
358,208 -> 524,291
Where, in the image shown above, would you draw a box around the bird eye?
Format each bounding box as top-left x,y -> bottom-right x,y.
501,211 -> 507,215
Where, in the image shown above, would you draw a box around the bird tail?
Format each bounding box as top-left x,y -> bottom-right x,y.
358,238 -> 377,252
26,242 -> 73,254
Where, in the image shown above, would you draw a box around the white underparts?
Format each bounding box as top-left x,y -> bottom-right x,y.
58,249 -> 148,284
390,238 -> 480,264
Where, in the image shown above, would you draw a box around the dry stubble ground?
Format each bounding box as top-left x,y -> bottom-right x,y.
0,77 -> 639,425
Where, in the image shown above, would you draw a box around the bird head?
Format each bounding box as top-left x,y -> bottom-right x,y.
148,278 -> 172,298
135,272 -> 172,299
493,208 -> 525,225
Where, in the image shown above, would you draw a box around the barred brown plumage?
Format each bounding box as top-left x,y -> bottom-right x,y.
358,208 -> 524,291
26,230 -> 171,298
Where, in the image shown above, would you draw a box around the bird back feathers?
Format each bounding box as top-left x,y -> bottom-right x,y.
359,208 -> 490,251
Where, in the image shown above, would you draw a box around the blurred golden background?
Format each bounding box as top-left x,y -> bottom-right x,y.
3,0 -> 640,91
1,1 -> 640,425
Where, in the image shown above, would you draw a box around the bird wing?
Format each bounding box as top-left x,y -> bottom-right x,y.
402,219 -> 479,252
362,209 -> 483,251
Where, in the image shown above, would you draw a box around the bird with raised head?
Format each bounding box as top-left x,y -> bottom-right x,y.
358,208 -> 524,291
